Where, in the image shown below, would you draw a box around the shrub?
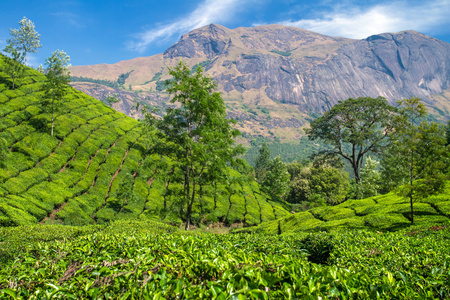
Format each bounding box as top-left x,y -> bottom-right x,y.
300,233 -> 334,264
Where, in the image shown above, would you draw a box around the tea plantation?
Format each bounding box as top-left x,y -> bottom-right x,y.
0,56 -> 289,227
1,56 -> 450,299
236,183 -> 450,234
1,220 -> 449,298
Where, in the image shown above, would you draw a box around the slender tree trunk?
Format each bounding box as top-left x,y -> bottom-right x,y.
186,178 -> 197,231
51,95 -> 54,137
410,149 -> 414,225
185,165 -> 190,230
352,163 -> 360,183
213,181 -> 217,210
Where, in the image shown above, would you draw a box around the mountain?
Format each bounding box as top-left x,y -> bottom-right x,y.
0,56 -> 289,227
71,24 -> 450,143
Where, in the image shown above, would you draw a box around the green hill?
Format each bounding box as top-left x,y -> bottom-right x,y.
0,56 -> 289,227
236,183 -> 450,234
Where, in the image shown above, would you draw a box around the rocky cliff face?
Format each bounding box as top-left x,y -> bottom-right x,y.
70,24 -> 450,142
158,24 -> 450,110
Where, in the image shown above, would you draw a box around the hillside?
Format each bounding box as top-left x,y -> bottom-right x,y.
71,24 -> 450,143
0,55 -> 289,227
235,183 -> 450,234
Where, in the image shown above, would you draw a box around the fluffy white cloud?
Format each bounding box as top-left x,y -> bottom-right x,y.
280,0 -> 450,39
128,0 -> 242,53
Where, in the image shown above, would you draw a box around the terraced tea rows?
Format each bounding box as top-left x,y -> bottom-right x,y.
0,57 -> 289,227
237,184 -> 450,234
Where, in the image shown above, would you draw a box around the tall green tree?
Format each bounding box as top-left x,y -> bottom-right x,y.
381,97 -> 448,225
446,120 -> 450,146
7,17 -> 42,65
262,156 -> 290,202
150,61 -> 242,230
2,45 -> 25,90
287,158 -> 349,206
305,96 -> 397,183
358,156 -> 381,198
43,50 -> 70,137
254,142 -> 271,183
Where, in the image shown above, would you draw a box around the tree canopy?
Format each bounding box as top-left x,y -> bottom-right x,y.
149,61 -> 243,230
305,96 -> 397,183
2,45 -> 25,90
7,17 -> 42,65
381,97 -> 449,224
43,50 -> 71,136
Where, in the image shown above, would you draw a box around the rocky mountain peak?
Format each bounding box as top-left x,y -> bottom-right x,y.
71,24 -> 450,142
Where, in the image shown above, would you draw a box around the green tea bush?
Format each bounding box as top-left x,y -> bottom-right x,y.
3,195 -> 47,219
364,213 -> 410,230
3,168 -> 48,194
310,205 -> 356,221
301,233 -> 334,264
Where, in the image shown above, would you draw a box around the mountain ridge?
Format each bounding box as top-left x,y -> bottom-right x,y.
70,24 -> 450,142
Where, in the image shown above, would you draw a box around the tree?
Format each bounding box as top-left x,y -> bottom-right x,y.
287,160 -> 349,206
43,50 -> 71,137
305,96 -> 397,183
262,156 -> 290,202
358,156 -> 381,198
381,97 -> 448,225
446,120 -> 450,146
150,61 -> 242,230
7,17 -> 42,65
104,93 -> 120,107
2,45 -> 25,89
254,142 -> 271,183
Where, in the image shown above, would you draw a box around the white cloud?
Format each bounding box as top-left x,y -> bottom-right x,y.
128,0 -> 243,53
50,11 -> 84,28
279,0 -> 450,39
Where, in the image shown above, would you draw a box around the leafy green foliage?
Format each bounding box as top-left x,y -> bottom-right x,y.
1,221 -> 449,298
262,156 -> 290,202
381,98 -> 449,224
70,76 -> 119,88
270,50 -> 292,56
104,93 -> 120,107
0,57 -> 285,227
238,182 -> 450,234
306,96 -> 397,183
1,48 -> 25,89
117,71 -> 133,87
42,50 -> 70,136
254,142 -> 270,183
147,61 -> 244,229
6,17 -> 42,65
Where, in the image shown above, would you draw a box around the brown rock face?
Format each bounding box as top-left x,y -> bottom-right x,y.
70,24 -> 450,142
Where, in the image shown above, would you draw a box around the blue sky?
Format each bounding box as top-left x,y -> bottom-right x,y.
1,0 -> 449,67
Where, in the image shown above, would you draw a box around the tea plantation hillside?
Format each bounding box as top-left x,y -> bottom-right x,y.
236,183 -> 450,234
1,220 -> 450,298
0,56 -> 289,227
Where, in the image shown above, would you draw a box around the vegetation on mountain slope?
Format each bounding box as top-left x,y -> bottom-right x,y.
0,55 -> 289,227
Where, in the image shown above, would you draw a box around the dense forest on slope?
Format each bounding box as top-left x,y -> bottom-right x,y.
0,56 -> 289,227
